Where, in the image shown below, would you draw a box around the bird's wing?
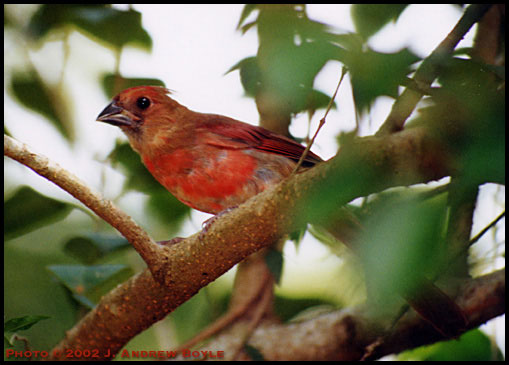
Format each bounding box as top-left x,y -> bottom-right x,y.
197,114 -> 322,166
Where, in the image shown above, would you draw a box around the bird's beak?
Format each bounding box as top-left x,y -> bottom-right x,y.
96,102 -> 139,127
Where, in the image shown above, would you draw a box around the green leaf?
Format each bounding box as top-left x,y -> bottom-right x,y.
4,186 -> 73,241
10,71 -> 73,140
4,315 -> 50,347
47,264 -> 131,307
237,4 -> 259,30
347,47 -> 420,112
359,195 -> 448,312
47,264 -> 129,293
147,191 -> 190,229
4,315 -> 50,333
101,74 -> 165,99
63,233 -> 130,264
226,57 -> 261,97
265,249 -> 283,284
352,4 -> 408,40
399,328 -> 504,361
29,5 -> 152,50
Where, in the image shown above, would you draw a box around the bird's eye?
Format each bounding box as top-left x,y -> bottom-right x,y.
136,97 -> 151,110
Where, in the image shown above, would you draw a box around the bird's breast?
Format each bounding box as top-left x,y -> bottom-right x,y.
142,147 -> 283,214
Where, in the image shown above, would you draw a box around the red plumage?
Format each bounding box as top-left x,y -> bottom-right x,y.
97,86 -> 321,214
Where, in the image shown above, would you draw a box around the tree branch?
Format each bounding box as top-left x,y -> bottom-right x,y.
197,269 -> 505,361
4,135 -> 162,269
376,4 -> 492,136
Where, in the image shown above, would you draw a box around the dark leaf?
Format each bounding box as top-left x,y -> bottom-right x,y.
265,249 -> 283,284
47,264 -> 131,307
10,71 -> 73,140
63,233 -> 130,264
4,186 -> 73,240
244,344 -> 265,361
352,4 -> 408,40
4,315 -> 50,333
347,48 -> 420,112
4,315 -> 50,347
29,5 -> 151,50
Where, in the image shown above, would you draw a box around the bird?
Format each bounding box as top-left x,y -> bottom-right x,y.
96,85 -> 322,215
97,85 -> 466,336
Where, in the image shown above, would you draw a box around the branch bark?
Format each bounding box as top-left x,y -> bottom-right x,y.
197,269 -> 505,361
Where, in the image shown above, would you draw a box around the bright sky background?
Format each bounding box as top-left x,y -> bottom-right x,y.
4,4 -> 504,354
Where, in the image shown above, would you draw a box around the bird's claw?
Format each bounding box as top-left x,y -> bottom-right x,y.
157,237 -> 185,246
199,206 -> 237,242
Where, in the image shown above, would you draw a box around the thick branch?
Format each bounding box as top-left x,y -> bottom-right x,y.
199,269 -> 505,361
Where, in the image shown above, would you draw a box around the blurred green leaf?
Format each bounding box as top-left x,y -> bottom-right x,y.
351,4 -> 408,40
171,289 -> 217,343
359,196 -> 447,311
63,233 -> 130,264
47,264 -> 131,308
265,249 -> 283,284
346,47 -> 420,112
232,5 -> 345,117
10,71 -> 73,140
226,57 -> 261,97
101,74 -> 165,99
4,186 -> 73,241
424,57 -> 505,185
399,328 -> 503,361
147,191 -> 190,230
29,5 -> 152,50
237,4 -> 258,31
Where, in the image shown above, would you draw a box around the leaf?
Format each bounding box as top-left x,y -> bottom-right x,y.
399,329 -> 504,361
101,74 -> 165,99
347,47 -> 420,113
351,4 -> 409,40
63,233 -> 130,264
29,5 -> 152,50
226,57 -> 261,97
47,264 -> 131,308
4,315 -> 50,347
265,249 -> 283,285
4,186 -> 73,241
4,315 -> 50,333
237,4 -> 259,30
10,71 -> 73,140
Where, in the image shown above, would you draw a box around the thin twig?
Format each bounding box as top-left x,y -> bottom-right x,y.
470,211 -> 505,246
292,66 -> 347,173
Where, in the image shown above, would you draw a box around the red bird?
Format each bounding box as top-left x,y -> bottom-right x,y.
97,86 -> 321,214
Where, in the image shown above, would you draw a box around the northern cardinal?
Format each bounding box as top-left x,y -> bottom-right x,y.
97,86 -> 466,336
97,86 -> 321,214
